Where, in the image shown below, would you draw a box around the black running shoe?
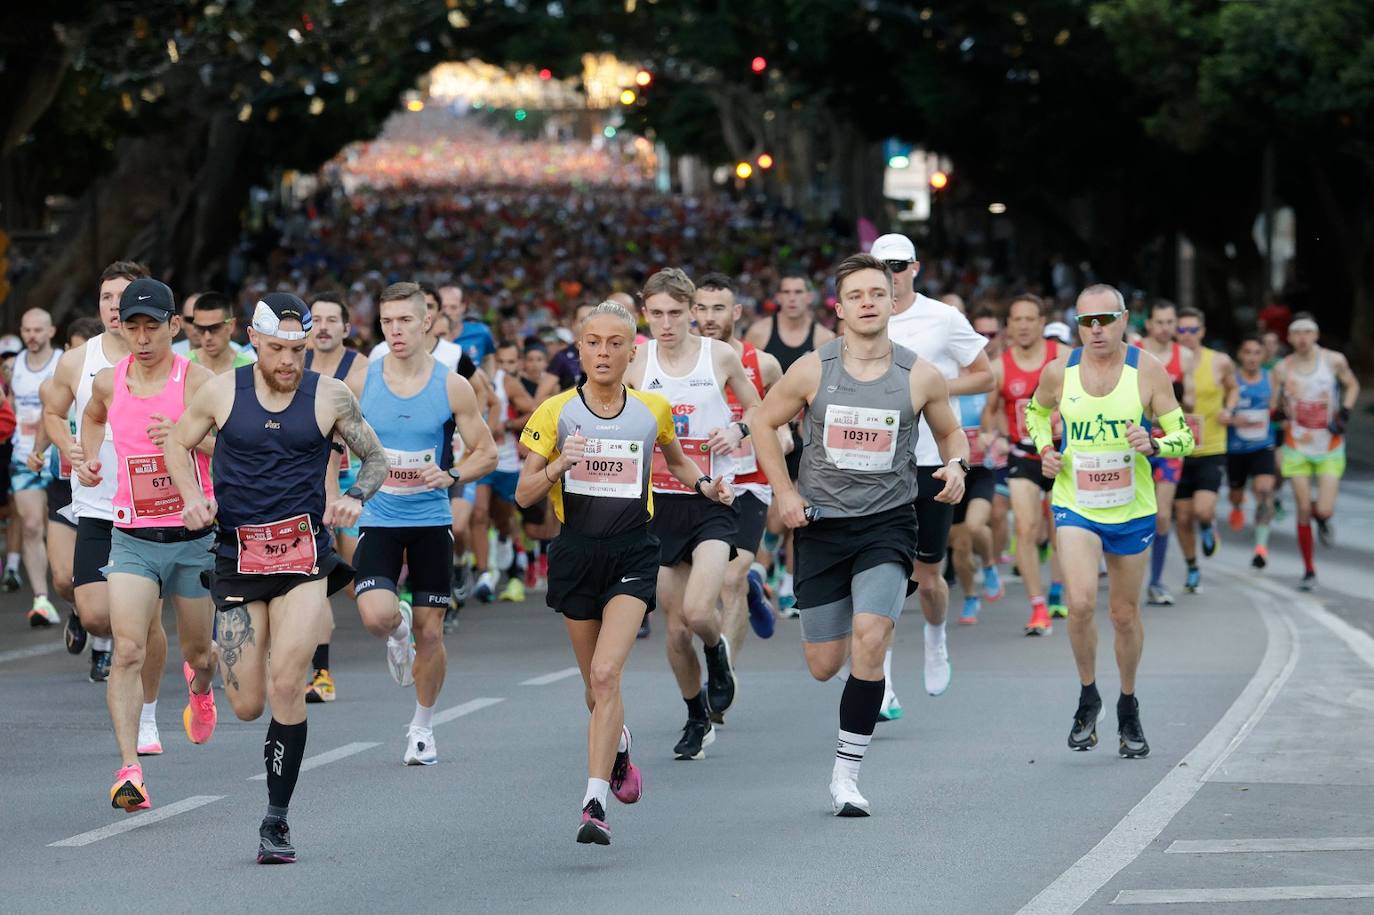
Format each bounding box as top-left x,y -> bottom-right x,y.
89,649 -> 112,683
1118,698 -> 1150,759
637,616 -> 651,639
1316,517 -> 1333,548
673,717 -> 714,760
451,564 -> 473,604
1068,698 -> 1102,751
257,817 -> 297,864
704,636 -> 736,717
1299,570 -> 1317,592
1,569 -> 20,592
65,610 -> 87,656
576,799 -> 610,845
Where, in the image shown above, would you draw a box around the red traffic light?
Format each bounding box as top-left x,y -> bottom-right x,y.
750,56 -> 768,74
757,153 -> 775,170
538,68 -> 552,80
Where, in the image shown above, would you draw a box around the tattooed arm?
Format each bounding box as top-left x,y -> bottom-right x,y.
319,376 -> 385,527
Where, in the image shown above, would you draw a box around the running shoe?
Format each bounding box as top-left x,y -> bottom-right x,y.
1273,498 -> 1286,521
109,764 -> 150,812
257,817 -> 296,864
305,668 -> 336,703
1038,540 -> 1052,565
2,568 -> 20,592
137,719 -> 163,756
524,558 -> 539,589
89,647 -> 111,683
829,776 -> 871,817
704,636 -> 737,716
1316,517 -> 1334,548
443,603 -> 460,634
28,596 -> 60,627
1299,571 -> 1317,592
637,615 -> 651,639
493,536 -> 515,575
877,691 -> 903,722
959,595 -> 980,625
777,593 -> 800,619
576,799 -> 610,845
1184,567 -> 1202,593
386,600 -> 416,687
998,551 -> 1013,567
1146,584 -> 1175,606
610,726 -> 642,804
537,552 -> 548,584
403,725 -> 437,766
65,609 -> 87,655
451,563 -> 473,604
1048,599 -> 1068,619
473,570 -> 498,603
746,566 -> 775,639
1024,603 -> 1052,636
1068,697 -> 1103,751
1251,546 -> 1268,570
924,633 -> 951,697
1200,525 -> 1218,557
673,717 -> 714,760
1228,507 -> 1245,532
1118,696 -> 1150,758
498,577 -> 526,603
982,565 -> 1004,602
182,662 -> 217,745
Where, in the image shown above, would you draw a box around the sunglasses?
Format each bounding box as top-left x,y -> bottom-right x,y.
1177,326 -> 1202,335
192,322 -> 227,334
978,329 -> 998,339
1074,312 -> 1121,328
883,259 -> 912,274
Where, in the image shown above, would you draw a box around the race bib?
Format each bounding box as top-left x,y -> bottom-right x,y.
823,405 -> 899,472
236,514 -> 318,576
1294,397 -> 1330,430
18,410 -> 39,441
564,437 -> 642,499
964,428 -> 986,466
1233,408 -> 1270,443
121,453 -> 196,521
381,447 -> 438,496
652,438 -> 713,493
1185,414 -> 1204,449
1072,450 -> 1135,509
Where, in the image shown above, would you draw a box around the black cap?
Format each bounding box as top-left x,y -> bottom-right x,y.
119,278 -> 176,323
251,292 -> 313,337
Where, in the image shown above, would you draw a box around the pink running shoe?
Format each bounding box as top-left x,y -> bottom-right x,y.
182,662 -> 217,744
110,764 -> 150,812
610,725 -> 642,804
576,799 -> 610,845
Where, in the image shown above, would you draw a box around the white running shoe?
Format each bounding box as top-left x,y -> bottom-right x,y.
830,776 -> 871,817
402,725 -> 437,766
386,601 -> 415,688
137,719 -> 163,756
473,570 -> 499,603
493,537 -> 514,575
924,632 -> 951,697
877,691 -> 903,721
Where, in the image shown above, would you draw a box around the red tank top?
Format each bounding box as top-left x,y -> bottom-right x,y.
726,342 -> 768,485
1163,342 -> 1182,383
1001,339 -> 1058,453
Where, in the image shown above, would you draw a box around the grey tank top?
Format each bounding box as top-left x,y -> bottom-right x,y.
799,338 -> 920,518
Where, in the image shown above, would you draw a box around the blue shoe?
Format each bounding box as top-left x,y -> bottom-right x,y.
1184,567 -> 1202,594
959,595 -> 980,625
1200,525 -> 1217,557
982,565 -> 1004,602
778,592 -> 799,619
746,566 -> 775,639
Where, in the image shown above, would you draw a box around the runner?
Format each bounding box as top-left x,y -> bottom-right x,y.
10,307 -> 62,625
1025,285 -> 1193,758
163,292 -> 386,864
354,283 -> 495,763
187,292 -> 256,373
1271,313 -> 1360,591
75,278 -> 219,813
752,253 -> 967,816
1173,306 -> 1238,594
970,307 -> 1012,567
302,290 -> 369,702
874,233 -> 992,710
515,338 -> 559,592
627,269 -> 758,752
1226,333 -> 1279,570
984,294 -> 1064,634
1137,300 -> 1195,605
516,299 -> 733,844
470,341 -> 534,605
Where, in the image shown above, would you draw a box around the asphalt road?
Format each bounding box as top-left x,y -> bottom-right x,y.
2,484 -> 1372,913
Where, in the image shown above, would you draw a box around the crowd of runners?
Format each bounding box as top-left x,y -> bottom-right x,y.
0,231 -> 1359,861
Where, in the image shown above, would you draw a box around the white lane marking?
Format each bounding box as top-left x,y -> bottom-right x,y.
1016,594 -> 1295,915
1111,884 -> 1374,905
49,795 -> 223,847
433,697 -> 504,725
1202,611 -> 1300,781
0,642 -> 66,665
249,741 -> 379,781
1167,837 -> 1374,854
520,667 -> 580,686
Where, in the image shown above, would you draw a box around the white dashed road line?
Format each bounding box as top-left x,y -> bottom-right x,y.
520,667 -> 580,686
49,796 -> 224,847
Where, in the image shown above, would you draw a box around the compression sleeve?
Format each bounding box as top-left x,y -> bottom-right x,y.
1154,407 -> 1194,457
1025,396 -> 1055,455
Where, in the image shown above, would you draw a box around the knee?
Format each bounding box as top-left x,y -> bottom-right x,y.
357,600 -> 398,638
1109,602 -> 1139,630
1066,588 -> 1096,616
851,625 -> 889,664
182,641 -> 214,673
664,613 -> 693,646
53,578 -> 75,603
806,653 -> 842,681
413,621 -> 444,654
588,659 -> 621,700
230,694 -> 265,722
111,636 -> 146,669
22,518 -> 45,541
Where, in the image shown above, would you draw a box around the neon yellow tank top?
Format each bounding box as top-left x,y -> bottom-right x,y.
1190,347 -> 1225,456
1053,346 -> 1156,524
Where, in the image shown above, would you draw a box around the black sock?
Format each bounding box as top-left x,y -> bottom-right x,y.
264,718 -> 308,817
311,643 -> 329,671
1117,692 -> 1137,717
684,691 -> 709,721
839,674 -> 886,737
1080,681 -> 1100,706
1186,558 -> 1198,571
703,639 -> 723,657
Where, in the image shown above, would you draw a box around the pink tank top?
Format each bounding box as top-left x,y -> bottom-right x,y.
110,354 -> 214,528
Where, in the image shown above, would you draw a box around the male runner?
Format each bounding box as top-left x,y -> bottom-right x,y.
353,282 -> 495,765
1271,313 -> 1360,590
951,375 -> 1004,623
753,253 -> 966,816
1027,285 -> 1193,758
165,292 -> 386,864
874,233 -> 992,707
1137,300 -> 1194,605
517,300 -> 733,844
471,342 -> 534,604
984,295 -> 1064,634
76,278 -> 219,812
1226,333 -> 1279,569
188,292 -> 256,373
971,307 -> 1013,566
627,269 -> 757,755
10,307 -> 62,624
302,291 -> 369,702
1174,306 -> 1237,594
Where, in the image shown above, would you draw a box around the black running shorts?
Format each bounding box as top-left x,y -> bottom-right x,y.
795,503 -> 918,610
953,467 -> 996,525
731,490 -> 769,554
914,465 -> 955,565
1226,448 -> 1276,490
207,540 -> 353,611
546,526 -> 659,621
1177,454 -> 1225,499
1007,452 -> 1054,493
47,478 -> 76,528
353,525 -> 455,612
648,492 -> 738,567
73,517 -> 113,588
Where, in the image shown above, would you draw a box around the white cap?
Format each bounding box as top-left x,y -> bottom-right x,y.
0,334 -> 20,356
1044,322 -> 1073,344
870,233 -> 917,262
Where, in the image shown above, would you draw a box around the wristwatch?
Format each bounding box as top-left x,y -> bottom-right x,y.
735,421 -> 751,439
694,474 -> 713,496
1148,437 -> 1161,456
949,457 -> 970,474
344,485 -> 366,503
448,467 -> 463,483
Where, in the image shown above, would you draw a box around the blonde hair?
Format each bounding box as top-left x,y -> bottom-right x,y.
641,267 -> 695,305
587,300 -> 637,334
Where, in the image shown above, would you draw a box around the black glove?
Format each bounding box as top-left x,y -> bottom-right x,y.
1330,406 -> 1350,435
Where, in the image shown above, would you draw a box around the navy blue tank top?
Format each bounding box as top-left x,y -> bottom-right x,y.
213,365 -> 333,553
305,349 -> 357,381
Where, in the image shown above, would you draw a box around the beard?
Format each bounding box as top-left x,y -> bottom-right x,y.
259,362 -> 302,394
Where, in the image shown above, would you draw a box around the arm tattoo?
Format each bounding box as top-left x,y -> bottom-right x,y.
331,382 -> 387,500
215,606 -> 255,692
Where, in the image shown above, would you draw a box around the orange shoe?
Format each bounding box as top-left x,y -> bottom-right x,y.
110,764 -> 150,812
1024,602 -> 1053,636
1228,507 -> 1245,532
182,662 -> 217,744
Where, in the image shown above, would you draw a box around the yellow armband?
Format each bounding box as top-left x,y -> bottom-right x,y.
1154,407 -> 1194,458
1025,397 -> 1055,455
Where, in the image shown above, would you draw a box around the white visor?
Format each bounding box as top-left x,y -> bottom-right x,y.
252,301 -> 309,340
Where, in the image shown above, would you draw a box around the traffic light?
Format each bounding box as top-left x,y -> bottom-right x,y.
635,69 -> 653,88
929,170 -> 949,190
735,162 -> 754,180
757,153 -> 774,170
619,89 -> 637,106
538,68 -> 552,80
750,56 -> 768,74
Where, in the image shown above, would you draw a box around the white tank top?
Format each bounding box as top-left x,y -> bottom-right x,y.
11,348 -> 61,464
644,337 -> 735,492
492,369 -> 520,473
1285,350 -> 1339,457
71,334 -> 119,520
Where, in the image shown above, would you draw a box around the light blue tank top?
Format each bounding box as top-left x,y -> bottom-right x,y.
358,357 -> 453,528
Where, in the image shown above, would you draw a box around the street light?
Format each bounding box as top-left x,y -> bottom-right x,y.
619,89 -> 637,105
929,170 -> 949,190
735,161 -> 754,180
757,153 -> 775,170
